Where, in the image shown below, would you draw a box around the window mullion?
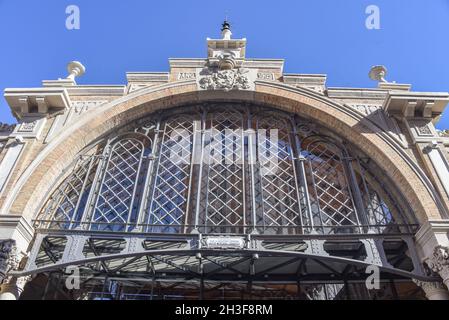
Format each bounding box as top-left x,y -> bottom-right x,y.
79,140 -> 112,230
136,119 -> 161,232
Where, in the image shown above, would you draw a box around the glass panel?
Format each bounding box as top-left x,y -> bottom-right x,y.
201,110 -> 245,233
257,115 -> 302,235
146,116 -> 194,233
302,140 -> 358,234
90,138 -> 144,232
38,155 -> 98,229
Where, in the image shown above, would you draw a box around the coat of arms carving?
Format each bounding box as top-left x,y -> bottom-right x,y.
199,68 -> 251,91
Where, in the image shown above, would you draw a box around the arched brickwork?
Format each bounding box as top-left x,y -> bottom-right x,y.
2,80 -> 445,224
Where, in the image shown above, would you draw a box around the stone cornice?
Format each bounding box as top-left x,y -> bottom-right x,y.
126,72 -> 169,83
383,91 -> 449,119
65,85 -> 126,96
326,87 -> 387,100
415,220 -> 449,251
0,215 -> 34,244
4,88 -> 72,120
169,58 -> 207,68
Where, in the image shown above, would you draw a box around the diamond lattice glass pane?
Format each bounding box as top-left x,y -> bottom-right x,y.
303,141 -> 358,233
91,139 -> 143,232
257,116 -> 301,234
147,117 -> 194,233
203,111 -> 245,233
39,156 -> 96,229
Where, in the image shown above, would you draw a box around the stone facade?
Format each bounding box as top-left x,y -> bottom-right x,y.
1,25 -> 449,300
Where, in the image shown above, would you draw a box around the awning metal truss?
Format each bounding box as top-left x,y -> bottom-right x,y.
14,230 -> 434,285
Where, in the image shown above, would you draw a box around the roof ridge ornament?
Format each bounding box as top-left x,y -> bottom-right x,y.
221,20 -> 232,40
207,21 -> 246,59
200,21 -> 254,91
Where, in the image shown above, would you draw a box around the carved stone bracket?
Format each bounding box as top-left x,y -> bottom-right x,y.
0,239 -> 19,283
0,239 -> 31,300
424,246 -> 449,288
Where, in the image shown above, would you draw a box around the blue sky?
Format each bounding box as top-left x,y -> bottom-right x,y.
1,0 -> 448,128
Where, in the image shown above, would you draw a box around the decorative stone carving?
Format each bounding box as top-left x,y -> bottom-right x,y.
349,104 -> 382,116
0,239 -> 32,300
413,279 -> 449,300
128,84 -> 150,93
178,72 -> 196,80
199,69 -> 251,91
0,123 -> 16,133
304,285 -> 326,300
71,100 -> 108,114
11,116 -> 47,139
425,246 -> 449,287
408,119 -> 434,137
257,72 -> 275,81
414,279 -> 446,292
18,121 -> 37,133
438,129 -> 449,137
417,124 -> 433,136
0,240 -> 19,283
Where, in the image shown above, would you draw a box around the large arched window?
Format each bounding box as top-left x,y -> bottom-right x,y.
36,104 -> 415,235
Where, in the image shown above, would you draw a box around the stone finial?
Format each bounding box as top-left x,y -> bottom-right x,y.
369,65 -> 388,83
221,20 -> 232,40
66,61 -> 86,81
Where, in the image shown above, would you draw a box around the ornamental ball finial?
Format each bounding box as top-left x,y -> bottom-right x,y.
369,65 -> 388,83
67,61 -> 86,81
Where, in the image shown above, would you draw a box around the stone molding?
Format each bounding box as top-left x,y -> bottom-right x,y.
4,88 -> 72,120
326,87 -> 388,100
0,215 -> 34,244
383,91 -> 449,119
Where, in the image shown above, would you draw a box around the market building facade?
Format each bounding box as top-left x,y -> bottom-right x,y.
1,23 -> 449,300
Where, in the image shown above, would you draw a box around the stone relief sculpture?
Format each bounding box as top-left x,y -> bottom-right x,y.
199,68 -> 251,91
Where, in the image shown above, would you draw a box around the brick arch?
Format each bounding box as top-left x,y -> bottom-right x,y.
2,80 -> 445,224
